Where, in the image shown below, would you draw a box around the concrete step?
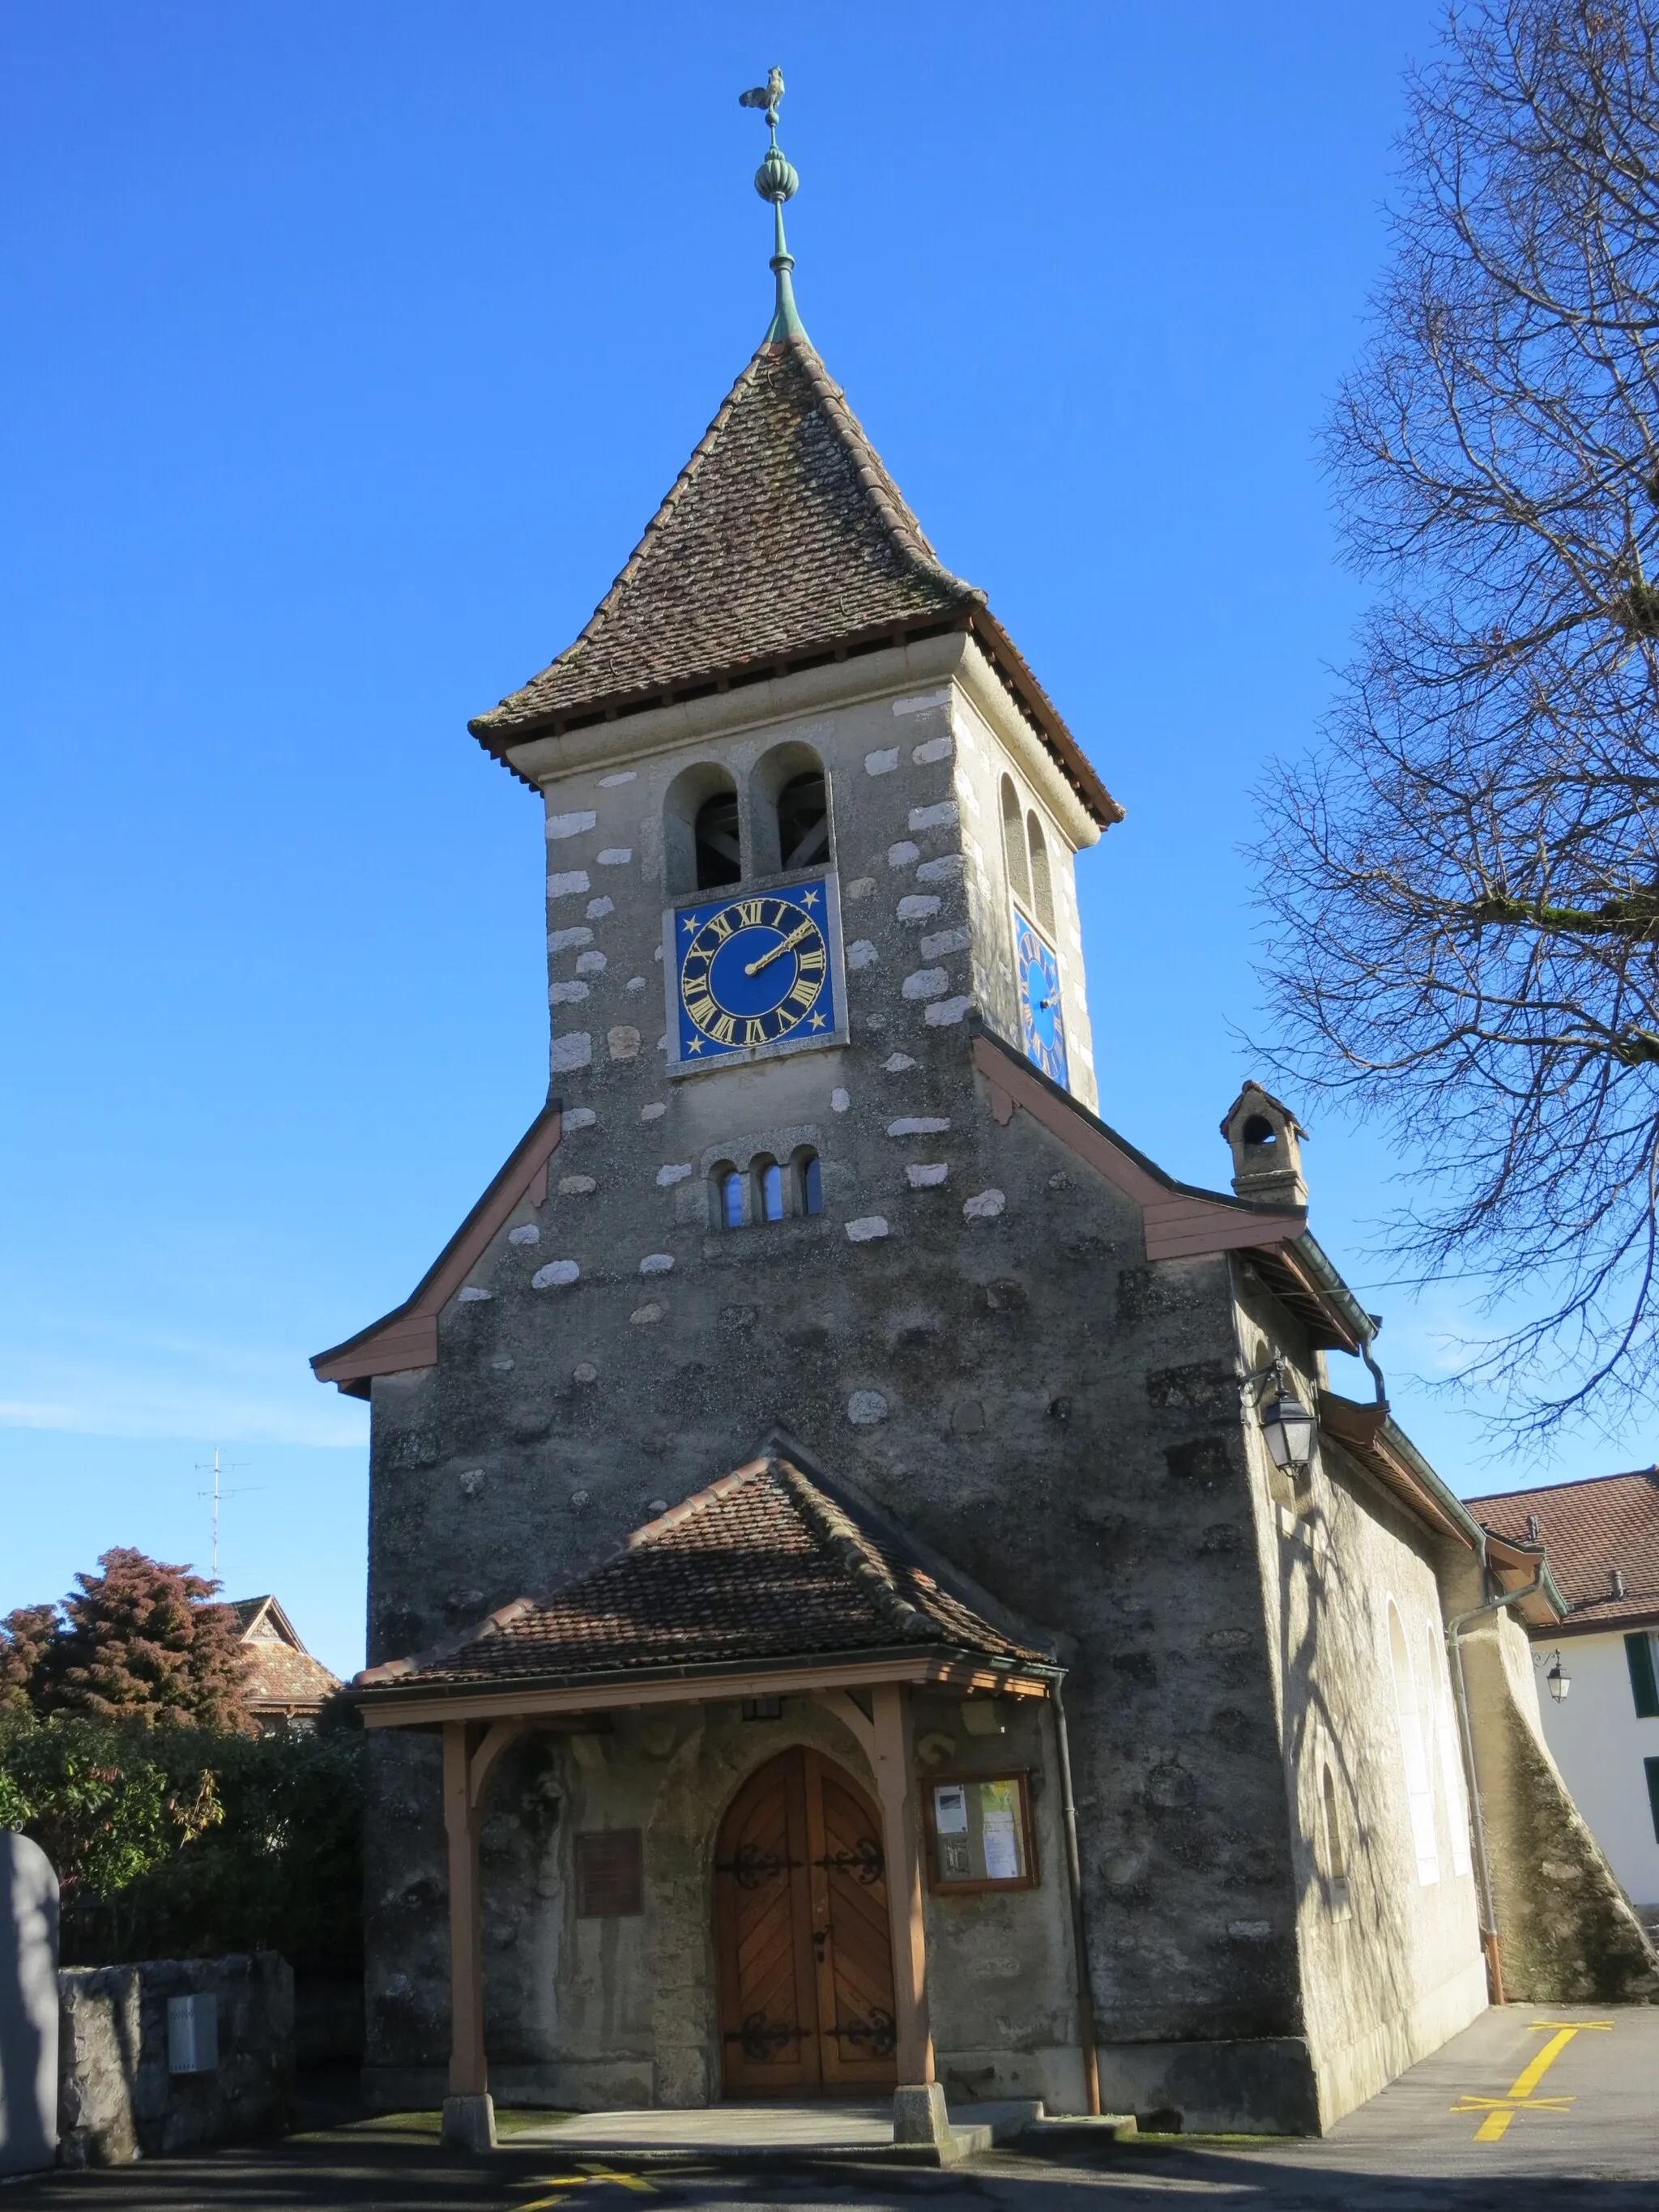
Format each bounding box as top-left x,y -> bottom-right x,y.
502,2095 -> 1079,2167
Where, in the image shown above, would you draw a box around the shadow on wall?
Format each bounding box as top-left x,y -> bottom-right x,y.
0,1831 -> 60,2176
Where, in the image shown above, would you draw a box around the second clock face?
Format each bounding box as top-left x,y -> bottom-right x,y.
673,881 -> 838,1062
1015,912 -> 1068,1088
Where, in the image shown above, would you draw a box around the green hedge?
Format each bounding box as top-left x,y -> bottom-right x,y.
0,1713 -> 363,1975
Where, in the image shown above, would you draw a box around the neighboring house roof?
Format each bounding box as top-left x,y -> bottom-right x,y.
1465,1469 -> 1659,1635
467,335 -> 1122,829
230,1593 -> 343,1711
356,1451 -> 1055,1703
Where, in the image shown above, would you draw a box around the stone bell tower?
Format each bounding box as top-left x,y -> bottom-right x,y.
461,96 -> 1122,1123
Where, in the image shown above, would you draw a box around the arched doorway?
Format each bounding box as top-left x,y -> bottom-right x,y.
713,1745 -> 898,2097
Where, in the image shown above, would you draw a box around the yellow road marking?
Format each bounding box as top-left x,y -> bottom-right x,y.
516,2167 -> 659,2202
1510,2026 -> 1580,2098
1451,2016 -> 1614,2142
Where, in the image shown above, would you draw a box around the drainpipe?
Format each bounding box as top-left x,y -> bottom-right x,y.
1446,1562 -> 1547,2008
1051,1681 -> 1101,2115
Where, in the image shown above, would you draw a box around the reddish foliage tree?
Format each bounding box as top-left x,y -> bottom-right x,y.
0,1605 -> 60,1718
41,1549 -> 254,1734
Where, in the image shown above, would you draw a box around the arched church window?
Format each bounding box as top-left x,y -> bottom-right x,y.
1387,1600 -> 1440,1886
664,765 -> 743,894
755,1157 -> 785,1223
710,1163 -> 744,1230
1026,812 -> 1056,934
1000,776 -> 1031,908
752,742 -> 831,876
795,1148 -> 823,1216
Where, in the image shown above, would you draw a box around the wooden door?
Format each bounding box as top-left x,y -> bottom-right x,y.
714,1747 -> 898,2097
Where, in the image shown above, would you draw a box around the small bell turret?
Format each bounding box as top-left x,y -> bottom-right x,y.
1221,1081 -> 1307,1209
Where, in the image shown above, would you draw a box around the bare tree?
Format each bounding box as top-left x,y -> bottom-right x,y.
1260,0 -> 1659,1434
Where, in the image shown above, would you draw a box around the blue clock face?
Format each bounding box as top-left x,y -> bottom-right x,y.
672,878 -> 840,1063
1015,914 -> 1068,1086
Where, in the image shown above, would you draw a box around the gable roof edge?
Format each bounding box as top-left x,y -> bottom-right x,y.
311,1102 -> 563,1396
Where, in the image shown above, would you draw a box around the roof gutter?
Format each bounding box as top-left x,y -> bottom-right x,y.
1288,1230 -> 1383,1375
1382,1418 -> 1492,1555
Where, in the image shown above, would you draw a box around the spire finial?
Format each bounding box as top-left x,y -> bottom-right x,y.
738,66 -> 806,344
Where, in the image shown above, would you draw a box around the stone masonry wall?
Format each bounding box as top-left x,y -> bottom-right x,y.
360,651 -> 1328,2118
57,1954 -> 292,2167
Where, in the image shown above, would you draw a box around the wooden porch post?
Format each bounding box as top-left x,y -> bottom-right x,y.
441,1720 -> 493,2147
870,1682 -> 934,2086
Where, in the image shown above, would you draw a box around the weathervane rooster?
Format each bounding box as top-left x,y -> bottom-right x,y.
738,66 -> 786,125
737,65 -> 804,343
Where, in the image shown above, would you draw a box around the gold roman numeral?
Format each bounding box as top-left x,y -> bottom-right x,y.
686,992 -> 719,1027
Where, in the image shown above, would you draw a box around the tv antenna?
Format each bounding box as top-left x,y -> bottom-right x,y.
195,1446 -> 261,1583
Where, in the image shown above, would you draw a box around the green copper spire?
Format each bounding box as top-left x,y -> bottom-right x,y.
738,66 -> 806,343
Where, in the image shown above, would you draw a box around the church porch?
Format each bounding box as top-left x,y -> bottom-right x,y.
352,1454 -> 1086,2149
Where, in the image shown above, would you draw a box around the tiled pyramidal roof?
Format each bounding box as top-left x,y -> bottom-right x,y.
1466,1468 -> 1659,1631
469,337 -> 983,744
357,1455 -> 1051,1691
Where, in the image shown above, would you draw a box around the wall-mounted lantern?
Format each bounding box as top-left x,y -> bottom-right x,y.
1260,1379 -> 1316,1473
1543,1651 -> 1571,1703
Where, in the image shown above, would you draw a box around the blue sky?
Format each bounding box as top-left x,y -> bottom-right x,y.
3,3 -> 1632,1682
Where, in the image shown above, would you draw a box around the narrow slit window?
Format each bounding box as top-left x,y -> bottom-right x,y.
756,1158 -> 784,1223
796,1149 -> 823,1216
1320,1763 -> 1350,1910
777,771 -> 830,869
694,792 -> 743,888
710,1165 -> 744,1230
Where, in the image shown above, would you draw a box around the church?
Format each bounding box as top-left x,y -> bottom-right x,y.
312,83 -> 1656,2149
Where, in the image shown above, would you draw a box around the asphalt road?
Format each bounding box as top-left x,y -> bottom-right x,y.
6,2003 -> 1653,2212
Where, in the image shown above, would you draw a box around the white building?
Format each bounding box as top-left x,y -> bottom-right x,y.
1466,1470 -> 1659,1926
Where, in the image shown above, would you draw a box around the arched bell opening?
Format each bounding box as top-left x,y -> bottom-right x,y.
1026,811 -> 1056,936
665,763 -> 744,894
1000,775 -> 1031,909
751,740 -> 832,877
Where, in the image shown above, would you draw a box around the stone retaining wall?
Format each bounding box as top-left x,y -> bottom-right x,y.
58,1953 -> 292,2167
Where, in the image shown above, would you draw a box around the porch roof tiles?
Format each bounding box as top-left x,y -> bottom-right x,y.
356,1454 -> 1051,1696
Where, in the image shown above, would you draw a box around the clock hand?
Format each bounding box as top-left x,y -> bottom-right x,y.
744,920 -> 814,976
